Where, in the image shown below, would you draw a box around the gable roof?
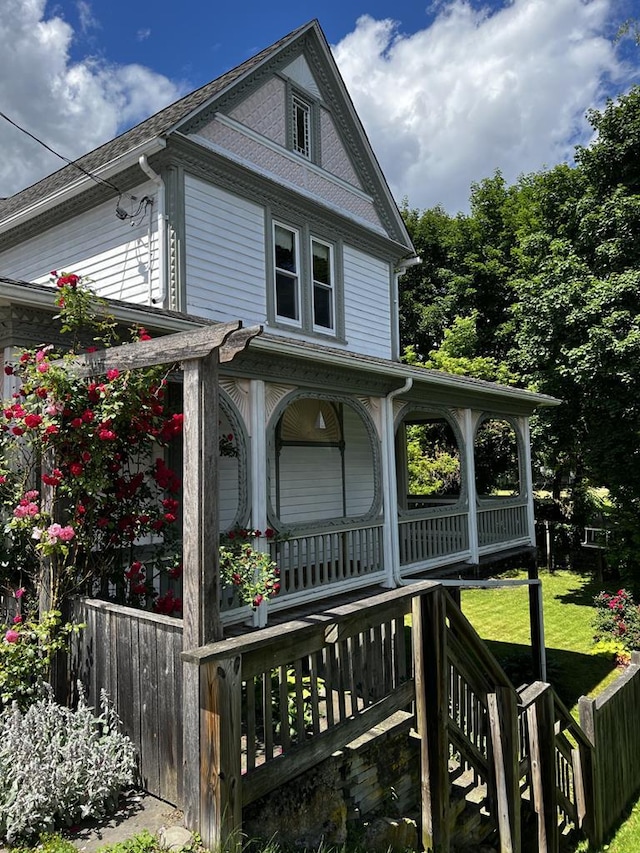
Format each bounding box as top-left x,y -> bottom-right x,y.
0,22 -> 311,222
0,20 -> 412,249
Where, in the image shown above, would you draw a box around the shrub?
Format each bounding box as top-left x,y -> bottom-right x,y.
593,588 -> 640,652
0,686 -> 136,842
0,607 -> 81,711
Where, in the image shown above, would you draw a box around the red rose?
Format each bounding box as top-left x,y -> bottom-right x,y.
69,462 -> 83,477
24,414 -> 42,429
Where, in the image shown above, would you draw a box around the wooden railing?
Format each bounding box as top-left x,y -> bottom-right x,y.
398,510 -> 469,567
182,581 -> 434,849
579,652 -> 640,847
518,682 -> 594,851
477,501 -> 529,548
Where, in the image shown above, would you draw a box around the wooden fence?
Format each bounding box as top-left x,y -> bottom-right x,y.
580,651 -> 640,847
71,598 -> 184,806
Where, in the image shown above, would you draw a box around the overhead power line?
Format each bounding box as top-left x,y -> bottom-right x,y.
0,109 -> 122,197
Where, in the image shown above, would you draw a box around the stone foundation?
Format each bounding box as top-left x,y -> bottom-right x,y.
243,711 -> 419,849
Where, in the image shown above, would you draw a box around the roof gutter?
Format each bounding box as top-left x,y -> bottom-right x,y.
0,137 -> 167,236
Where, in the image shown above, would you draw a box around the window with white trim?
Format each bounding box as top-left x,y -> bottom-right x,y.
274,223 -> 301,324
311,238 -> 334,331
292,94 -> 311,159
270,221 -> 340,337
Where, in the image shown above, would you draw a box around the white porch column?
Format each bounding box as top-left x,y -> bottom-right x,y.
381,379 -> 412,587
249,379 -> 268,536
459,408 -> 479,566
519,415 -> 537,546
249,379 -> 269,626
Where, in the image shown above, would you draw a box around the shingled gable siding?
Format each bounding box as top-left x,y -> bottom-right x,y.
0,181 -> 159,304
343,245 -> 392,360
184,175 -> 266,322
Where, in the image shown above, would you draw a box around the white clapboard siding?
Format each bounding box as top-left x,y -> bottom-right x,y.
184,175 -> 267,323
218,454 -> 240,529
343,406 -> 376,516
0,183 -> 159,304
343,245 -> 392,359
274,446 -> 343,524
218,410 -> 240,529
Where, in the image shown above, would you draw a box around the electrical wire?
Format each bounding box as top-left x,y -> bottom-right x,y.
0,109 -> 123,197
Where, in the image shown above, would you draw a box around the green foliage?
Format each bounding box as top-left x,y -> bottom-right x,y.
0,687 -> 136,843
400,84 -> 640,585
0,609 -> 81,711
10,832 -> 77,853
405,423 -> 460,497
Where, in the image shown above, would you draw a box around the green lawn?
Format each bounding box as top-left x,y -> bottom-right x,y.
461,569 -> 620,710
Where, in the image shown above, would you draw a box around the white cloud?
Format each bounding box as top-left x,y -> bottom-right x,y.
333,0 -> 625,212
0,0 -> 183,198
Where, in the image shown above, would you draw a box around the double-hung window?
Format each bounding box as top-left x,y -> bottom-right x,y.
274,223 -> 301,324
311,238 -> 334,331
292,94 -> 311,159
271,221 -> 338,336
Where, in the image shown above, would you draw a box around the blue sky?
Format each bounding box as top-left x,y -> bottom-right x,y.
1,0 -> 640,211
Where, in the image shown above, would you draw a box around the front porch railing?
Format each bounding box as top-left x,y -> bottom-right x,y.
477,501 -> 529,550
268,522 -> 385,602
398,510 -> 469,569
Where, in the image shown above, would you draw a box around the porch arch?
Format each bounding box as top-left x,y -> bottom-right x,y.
266,390 -> 382,532
218,390 -> 250,532
394,404 -> 470,513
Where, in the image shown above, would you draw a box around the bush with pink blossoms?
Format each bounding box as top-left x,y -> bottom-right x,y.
593,588 -> 640,652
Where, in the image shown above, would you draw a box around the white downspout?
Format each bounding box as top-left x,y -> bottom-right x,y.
381,377 -> 413,588
392,256 -> 421,361
138,155 -> 167,308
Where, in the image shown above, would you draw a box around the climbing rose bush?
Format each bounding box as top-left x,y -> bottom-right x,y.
0,272 -> 186,609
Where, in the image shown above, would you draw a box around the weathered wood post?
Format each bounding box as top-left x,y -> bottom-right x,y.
527,560 -> 546,681
487,686 -> 521,853
521,683 -> 558,853
412,585 -> 450,852
180,324 -> 262,850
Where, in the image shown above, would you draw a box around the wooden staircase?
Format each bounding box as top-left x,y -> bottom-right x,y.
419,590 -> 595,853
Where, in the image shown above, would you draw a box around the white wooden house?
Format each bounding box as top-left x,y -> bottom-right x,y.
0,20 -> 556,626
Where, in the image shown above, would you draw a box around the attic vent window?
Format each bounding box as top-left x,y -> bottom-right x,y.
292,94 -> 311,158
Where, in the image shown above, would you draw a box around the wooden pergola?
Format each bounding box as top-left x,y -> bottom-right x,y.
69,320 -> 262,832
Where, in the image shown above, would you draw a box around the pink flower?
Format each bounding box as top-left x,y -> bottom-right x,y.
14,587 -> 25,600
106,368 -> 119,381
4,629 -> 19,643
47,523 -> 75,543
37,362 -> 50,374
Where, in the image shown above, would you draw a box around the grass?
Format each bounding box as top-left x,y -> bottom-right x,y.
461,568 -> 621,710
